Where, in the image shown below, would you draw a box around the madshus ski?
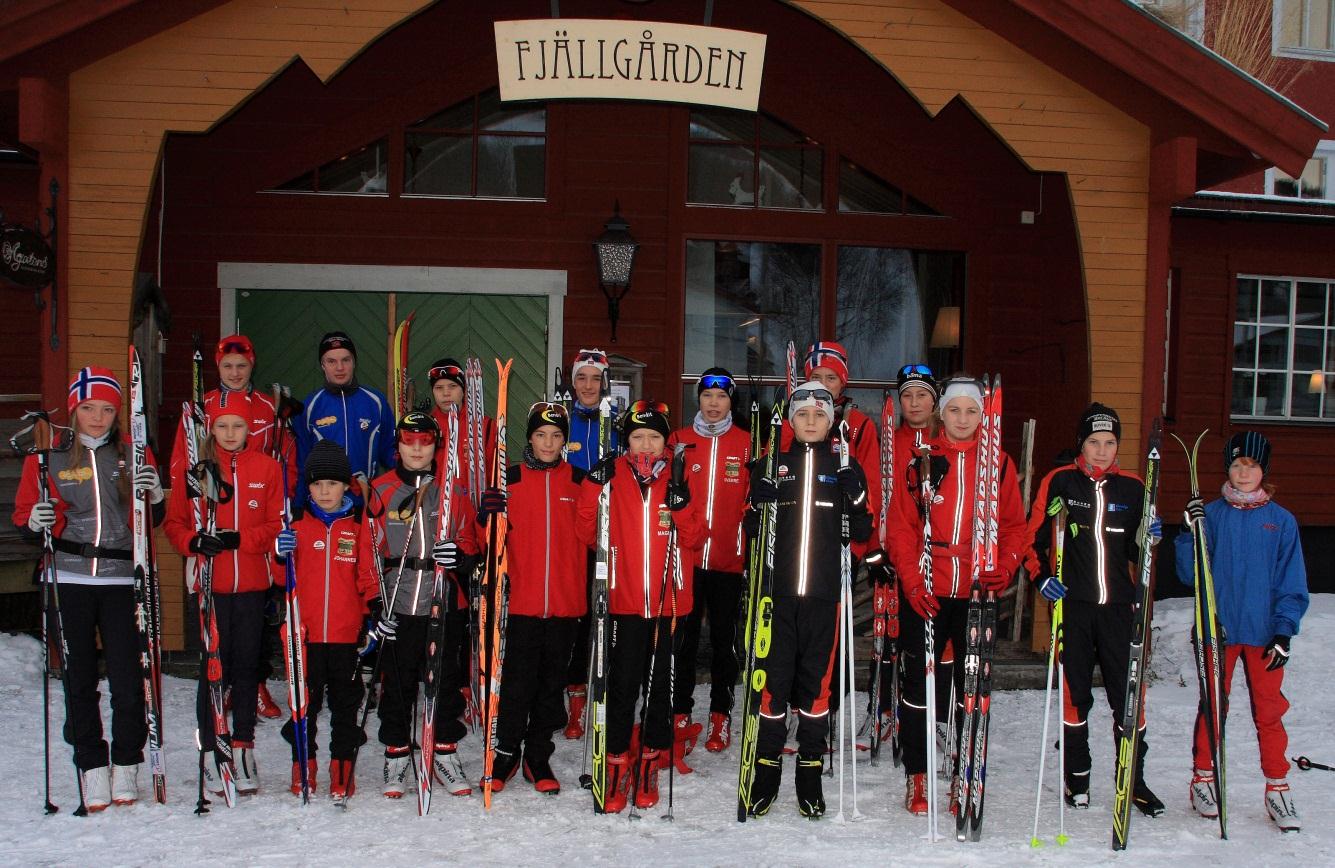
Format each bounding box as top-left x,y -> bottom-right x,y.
480,359 -> 514,809
866,390 -> 899,766
1111,419 -> 1163,850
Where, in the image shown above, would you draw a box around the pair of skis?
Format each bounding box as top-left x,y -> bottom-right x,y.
277,456 -> 311,804
866,392 -> 899,766
479,359 -> 514,808
1031,497 -> 1069,847
586,371 -> 617,812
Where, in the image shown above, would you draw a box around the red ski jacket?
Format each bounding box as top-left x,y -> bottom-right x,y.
431,406 -> 498,500
668,423 -> 751,574
165,446 -> 285,594
172,388 -> 298,493
286,507 -> 379,643
576,456 -> 706,618
782,401 -> 882,556
887,433 -> 1026,600
502,462 -> 589,618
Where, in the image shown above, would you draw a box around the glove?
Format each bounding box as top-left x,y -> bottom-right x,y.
979,567 -> 1012,593
749,475 -> 779,505
1038,575 -> 1067,602
587,456 -> 617,486
1264,635 -> 1290,671
836,462 -> 867,507
666,479 -> 690,512
476,487 -> 506,525
218,531 -> 241,551
133,466 -> 165,504
189,533 -> 225,558
742,508 -> 760,539
275,529 -> 297,557
906,584 -> 940,620
1147,511 -> 1162,546
432,540 -> 460,569
1184,496 -> 1205,529
26,501 -> 57,533
863,550 -> 894,587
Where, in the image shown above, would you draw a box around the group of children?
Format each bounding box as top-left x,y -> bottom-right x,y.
12,335 -> 1309,835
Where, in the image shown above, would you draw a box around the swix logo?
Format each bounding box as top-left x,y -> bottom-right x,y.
315,415 -> 338,428
248,482 -> 264,489
1067,499 -> 1091,509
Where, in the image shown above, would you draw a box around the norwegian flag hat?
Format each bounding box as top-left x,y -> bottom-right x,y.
67,366 -> 123,415
804,341 -> 850,385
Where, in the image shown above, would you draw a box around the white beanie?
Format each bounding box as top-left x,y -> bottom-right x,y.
571,348 -> 609,383
940,377 -> 984,412
788,381 -> 835,426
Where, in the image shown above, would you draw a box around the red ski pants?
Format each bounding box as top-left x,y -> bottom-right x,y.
1192,644 -> 1290,779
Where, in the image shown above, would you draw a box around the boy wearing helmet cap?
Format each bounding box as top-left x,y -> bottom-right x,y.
1175,431 -> 1308,832
742,382 -> 874,818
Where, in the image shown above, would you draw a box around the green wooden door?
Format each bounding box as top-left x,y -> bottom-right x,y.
234,289 -> 548,458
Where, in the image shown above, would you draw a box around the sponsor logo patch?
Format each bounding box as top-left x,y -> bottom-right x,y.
360,418 -> 371,431
248,499 -> 259,509
313,540 -> 326,550
58,466 -> 94,482
569,442 -> 582,452
659,509 -> 672,529
337,537 -> 356,556
725,461 -> 741,478
315,415 -> 338,428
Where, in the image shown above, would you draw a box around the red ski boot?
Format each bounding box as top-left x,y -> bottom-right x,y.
906,773 -> 929,816
634,749 -> 662,809
705,712 -> 732,753
257,683 -> 283,719
563,686 -> 587,740
290,759 -> 318,796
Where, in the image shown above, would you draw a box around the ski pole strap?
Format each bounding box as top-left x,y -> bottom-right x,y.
53,538 -> 134,561
384,556 -> 435,572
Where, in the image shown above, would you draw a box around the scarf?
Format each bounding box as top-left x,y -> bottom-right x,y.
308,496 -> 355,527
323,379 -> 360,397
523,445 -> 562,471
1076,454 -> 1120,481
1222,482 -> 1270,509
78,431 -> 111,449
628,452 -> 668,484
574,402 -> 599,419
693,411 -> 733,438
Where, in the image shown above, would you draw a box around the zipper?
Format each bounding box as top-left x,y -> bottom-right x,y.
543,470 -> 551,617
90,446 -> 103,576
797,446 -> 814,595
642,485 -> 652,618
703,435 -> 718,568
340,392 -> 349,462
951,450 -> 966,596
410,483 -> 426,614
231,453 -> 240,593
1094,479 -> 1108,604
323,522 -> 333,639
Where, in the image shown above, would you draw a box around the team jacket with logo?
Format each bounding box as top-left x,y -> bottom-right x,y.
575,456 -> 706,618
567,402 -> 619,472
1025,464 -> 1147,605
668,424 -> 751,574
888,433 -> 1026,599
164,447 -> 285,594
371,467 -> 480,617
171,387 -> 297,493
781,401 -> 882,554
13,436 -> 162,585
296,384 -> 396,481
286,506 -> 379,643
430,406 -> 497,500
503,462 -> 589,618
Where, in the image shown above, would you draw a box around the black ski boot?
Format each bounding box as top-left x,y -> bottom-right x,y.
1133,780 -> 1165,817
483,747 -> 520,794
1064,771 -> 1090,809
796,754 -> 826,818
748,755 -> 782,817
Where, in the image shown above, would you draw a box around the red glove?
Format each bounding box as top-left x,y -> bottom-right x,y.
906,584 -> 941,620
979,567 -> 1013,593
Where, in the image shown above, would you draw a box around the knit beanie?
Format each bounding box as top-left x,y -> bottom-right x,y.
1076,402 -> 1122,447
697,366 -> 736,398
205,389 -> 252,428
1225,431 -> 1271,475
428,358 -> 466,389
67,366 -> 122,415
804,341 -> 850,385
527,401 -> 570,440
621,402 -> 671,440
940,376 -> 984,412
305,440 -> 352,485
896,364 -> 938,403
216,334 -> 256,367
318,331 -> 356,362
788,381 -> 835,426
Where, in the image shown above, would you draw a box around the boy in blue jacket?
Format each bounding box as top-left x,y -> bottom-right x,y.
1176,431 -> 1308,833
296,331 -> 396,487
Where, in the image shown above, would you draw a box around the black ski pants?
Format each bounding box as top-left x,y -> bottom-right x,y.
756,595 -> 840,759
607,614 -> 675,755
495,615 -> 578,763
280,642 -> 366,761
195,589 -> 266,747
58,582 -> 146,771
897,593 -> 975,776
565,551 -> 596,686
673,568 -> 744,716
377,611 -> 467,748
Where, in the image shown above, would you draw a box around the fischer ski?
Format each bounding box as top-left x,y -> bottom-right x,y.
585,371 -> 616,812
465,357 -> 486,730
391,314 -> 415,421
480,359 -> 514,809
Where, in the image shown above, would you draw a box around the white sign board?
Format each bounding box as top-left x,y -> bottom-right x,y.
495,19 -> 766,111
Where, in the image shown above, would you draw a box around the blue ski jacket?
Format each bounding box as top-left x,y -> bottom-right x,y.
1174,498 -> 1308,647
296,384 -> 396,483
566,401 -> 618,471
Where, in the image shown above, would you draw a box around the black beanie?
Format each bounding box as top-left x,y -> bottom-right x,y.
318,331 -> 356,362
428,358 -> 466,389
305,440 -> 352,485
1225,431 -> 1271,475
527,402 -> 570,440
1076,402 -> 1121,447
620,402 -> 671,440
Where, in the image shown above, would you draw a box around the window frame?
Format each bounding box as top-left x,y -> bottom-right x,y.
1273,0 -> 1335,62
1231,272 -> 1335,423
1265,141 -> 1335,202
402,90 -> 548,202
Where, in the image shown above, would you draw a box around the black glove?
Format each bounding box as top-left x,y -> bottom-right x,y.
587,456 -> 617,486
742,507 -> 761,539
218,530 -> 241,550
749,474 -> 779,505
476,487 -> 506,526
863,549 -> 894,587
1264,635 -> 1291,671
837,461 -> 868,507
929,455 -> 950,489
189,533 -> 225,558
1184,496 -> 1205,529
666,479 -> 690,512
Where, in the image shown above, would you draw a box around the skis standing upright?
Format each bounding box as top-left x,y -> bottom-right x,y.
785,341 -> 799,396
480,359 -> 514,809
464,357 -> 486,728
128,348 -> 166,804
1111,419 -> 1163,850
553,367 -> 572,459
1031,497 -> 1069,847
416,405 -> 459,817
278,457 -> 311,804
391,314 -> 414,420
1173,430 -> 1227,839
914,428 -> 943,841
586,372 -> 616,813
868,390 -> 899,765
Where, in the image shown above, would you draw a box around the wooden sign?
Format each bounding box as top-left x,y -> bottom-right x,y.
0,225 -> 55,288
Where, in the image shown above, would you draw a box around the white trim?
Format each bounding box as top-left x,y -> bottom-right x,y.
217,262 -> 567,383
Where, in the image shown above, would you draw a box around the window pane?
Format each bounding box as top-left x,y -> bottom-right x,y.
412,97 -> 474,131
275,170 -> 315,192
1274,171 -> 1300,197
1278,0 -> 1304,47
689,110 -> 752,142
1290,372 -> 1322,417
760,148 -> 822,210
835,247 -> 953,383
839,160 -> 902,214
1231,370 -> 1255,416
1260,278 -> 1291,321
1258,324 -> 1291,368
318,140 -> 386,193
688,144 -> 756,205
1297,280 -> 1327,324
476,90 -> 545,133
758,114 -> 810,145
1257,372 -> 1287,416
404,133 -> 471,195
1298,157 -> 1326,197
477,135 -> 545,198
1235,277 -> 1259,321
1234,325 -> 1258,367
684,240 -> 820,381
1311,0 -> 1333,50
1328,327 -> 1335,370
1295,326 -> 1324,369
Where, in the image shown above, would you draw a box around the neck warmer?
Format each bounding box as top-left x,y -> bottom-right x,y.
78,431 -> 112,449
574,402 -> 599,419
1077,454 -> 1120,481
693,411 -> 733,438
324,380 -> 360,397
1222,481 -> 1271,509
628,452 -> 667,484
523,445 -> 562,471
308,496 -> 355,527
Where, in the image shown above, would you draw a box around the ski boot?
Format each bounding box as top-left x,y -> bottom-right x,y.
705,712 -> 732,753
748,755 -> 783,817
234,741 -> 259,795
111,763 -> 139,806
563,685 -> 587,740
81,765 -> 112,812
329,759 -> 355,803
1265,779 -> 1300,832
796,754 -> 826,818
432,743 -> 472,796
483,747 -> 520,794
382,745 -> 412,798
1133,780 -> 1164,817
290,758 -> 318,796
1189,769 -> 1219,819
522,751 -> 561,795
633,749 -> 662,809
905,772 -> 928,816
674,714 -> 703,756
256,683 -> 283,719
1064,771 -> 1091,809
603,752 -> 631,813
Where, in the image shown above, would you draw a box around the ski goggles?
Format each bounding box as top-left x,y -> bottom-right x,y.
574,350 -> 609,366
790,387 -> 834,404
218,340 -> 252,358
529,401 -> 569,423
428,364 -> 465,382
398,431 -> 437,448
697,373 -> 736,394
627,399 -> 669,416
898,364 -> 934,378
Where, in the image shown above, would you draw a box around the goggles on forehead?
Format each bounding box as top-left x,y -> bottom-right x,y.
529,401 -> 569,422
430,365 -> 465,381
899,364 -> 934,378
398,430 -> 437,447
628,399 -> 669,416
698,374 -> 735,392
575,351 -> 608,365
219,341 -> 251,358
791,387 -> 834,404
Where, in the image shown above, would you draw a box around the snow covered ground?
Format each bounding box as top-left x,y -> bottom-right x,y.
2,596 -> 1332,866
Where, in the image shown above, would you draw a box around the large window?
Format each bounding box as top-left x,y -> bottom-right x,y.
1233,275 -> 1335,420
1275,0 -> 1335,59
687,111 -> 822,210
1268,143 -> 1335,201
273,139 -> 388,194
404,89 -> 546,199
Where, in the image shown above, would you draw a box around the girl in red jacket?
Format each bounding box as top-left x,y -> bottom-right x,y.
165,390 -> 284,796
888,375 -> 1026,816
488,402 -> 588,796
273,441 -> 378,801
577,403 -> 705,813
669,368 -> 750,755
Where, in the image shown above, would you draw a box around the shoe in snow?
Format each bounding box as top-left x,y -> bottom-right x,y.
234,742 -> 259,795
201,752 -> 231,797
111,763 -> 139,806
748,755 -> 782,817
633,749 -> 662,809
256,683 -> 283,719
796,754 -> 826,818
1190,769 -> 1218,819
522,752 -> 560,795
905,773 -> 928,816
382,746 -> 412,798
674,714 -> 702,756
705,712 -> 732,753
432,744 -> 472,796
1133,781 -> 1164,817
290,759 -> 318,796
329,759 -> 355,803
82,765 -> 112,812
564,686 -> 587,740
603,752 -> 631,814
484,747 -> 520,794
1064,772 -> 1090,809
1265,779 -> 1300,832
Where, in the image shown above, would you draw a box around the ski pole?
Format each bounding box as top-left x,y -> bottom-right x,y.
1293,756 -> 1334,772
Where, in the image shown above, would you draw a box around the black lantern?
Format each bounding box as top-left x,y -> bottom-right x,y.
593,202 -> 638,342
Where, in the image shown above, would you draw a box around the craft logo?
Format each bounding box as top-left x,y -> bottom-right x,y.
315,415 -> 338,428
338,537 -> 356,556
59,466 -> 94,482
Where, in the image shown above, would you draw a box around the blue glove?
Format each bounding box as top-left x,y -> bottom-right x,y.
1038,575 -> 1067,602
275,528 -> 297,557
1147,513 -> 1162,546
